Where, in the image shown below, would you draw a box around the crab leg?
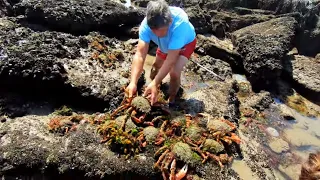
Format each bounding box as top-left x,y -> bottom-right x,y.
155,146 -> 169,157
121,114 -> 130,131
207,152 -> 224,168
175,164 -> 188,180
110,103 -> 130,119
169,159 -> 176,180
154,149 -> 169,169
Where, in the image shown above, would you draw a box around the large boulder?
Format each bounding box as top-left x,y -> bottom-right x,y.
283,55 -> 320,103
233,17 -> 297,91
185,5 -> 212,34
295,4 -> 320,56
209,10 -> 275,35
13,0 -> 145,35
195,34 -> 242,71
0,18 -> 135,114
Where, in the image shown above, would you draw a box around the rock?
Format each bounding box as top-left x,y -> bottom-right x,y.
278,104 -> 295,120
241,91 -> 273,111
185,5 -> 212,34
266,127 -> 279,137
0,18 -> 133,112
0,115 -> 158,178
182,80 -> 240,122
295,3 -> 320,56
195,34 -> 242,71
257,0 -> 315,15
284,128 -> 320,147
283,55 -> 320,103
234,7 -> 275,15
268,138 -> 290,153
209,10 -> 275,32
278,164 -> 302,180
13,0 -> 145,35
186,55 -> 232,81
233,17 -> 297,91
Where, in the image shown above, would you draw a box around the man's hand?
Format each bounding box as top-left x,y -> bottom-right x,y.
143,80 -> 158,105
125,82 -> 137,98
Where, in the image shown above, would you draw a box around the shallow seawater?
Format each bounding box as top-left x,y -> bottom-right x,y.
231,74 -> 320,180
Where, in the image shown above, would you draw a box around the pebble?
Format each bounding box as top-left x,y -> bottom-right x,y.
266,127 -> 279,137
268,138 -> 289,153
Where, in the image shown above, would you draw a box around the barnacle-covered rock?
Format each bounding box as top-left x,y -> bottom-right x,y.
203,139 -> 225,154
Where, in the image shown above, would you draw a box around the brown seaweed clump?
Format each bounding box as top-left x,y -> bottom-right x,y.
299,151 -> 320,180
89,36 -> 124,68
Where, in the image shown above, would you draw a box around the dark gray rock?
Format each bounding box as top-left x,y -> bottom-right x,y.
295,4 -> 320,56
185,5 -> 212,34
0,18 -> 134,114
186,55 -> 232,81
13,0 -> 145,35
195,34 -> 242,72
283,55 -> 320,103
209,10 -> 275,33
233,17 -> 297,91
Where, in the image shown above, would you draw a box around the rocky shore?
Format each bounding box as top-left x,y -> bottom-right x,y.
0,0 -> 319,179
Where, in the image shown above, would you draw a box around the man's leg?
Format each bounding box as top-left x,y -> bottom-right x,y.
150,49 -> 165,80
168,55 -> 188,103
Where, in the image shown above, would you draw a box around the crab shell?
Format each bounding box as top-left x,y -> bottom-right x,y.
207,118 -> 235,133
131,96 -> 152,113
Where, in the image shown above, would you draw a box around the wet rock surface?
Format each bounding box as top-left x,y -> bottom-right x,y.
181,80 -> 240,122
268,138 -> 289,154
195,34 -> 242,71
233,17 -> 297,91
13,0 -> 145,35
186,55 -> 232,81
283,55 -> 320,103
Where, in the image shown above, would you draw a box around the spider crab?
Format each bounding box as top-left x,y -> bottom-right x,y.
198,113 -> 241,145
154,142 -> 193,180
111,95 -> 154,127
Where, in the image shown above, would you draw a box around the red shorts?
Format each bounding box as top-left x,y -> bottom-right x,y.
156,38 -> 197,60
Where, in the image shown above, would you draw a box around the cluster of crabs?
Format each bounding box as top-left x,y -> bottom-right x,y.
47,87 -> 241,180
94,89 -> 241,180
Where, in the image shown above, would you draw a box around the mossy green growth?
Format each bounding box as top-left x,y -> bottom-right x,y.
54,105 -> 73,116
172,142 -> 201,166
143,126 -> 159,142
203,139 -> 224,154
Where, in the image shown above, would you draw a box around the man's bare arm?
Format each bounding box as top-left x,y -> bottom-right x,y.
153,49 -> 180,85
130,40 -> 149,85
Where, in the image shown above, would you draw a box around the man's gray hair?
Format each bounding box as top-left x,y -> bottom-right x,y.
146,0 -> 171,29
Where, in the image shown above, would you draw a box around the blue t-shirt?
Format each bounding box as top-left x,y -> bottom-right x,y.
139,6 -> 196,53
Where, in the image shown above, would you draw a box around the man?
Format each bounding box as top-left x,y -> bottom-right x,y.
125,0 -> 196,106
